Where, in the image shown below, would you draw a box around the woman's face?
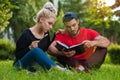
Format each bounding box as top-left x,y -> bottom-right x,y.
39,17 -> 55,32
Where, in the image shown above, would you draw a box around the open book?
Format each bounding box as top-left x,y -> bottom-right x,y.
55,41 -> 85,54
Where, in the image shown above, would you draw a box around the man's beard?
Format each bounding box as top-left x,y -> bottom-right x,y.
69,31 -> 77,36
69,30 -> 79,36
69,27 -> 80,36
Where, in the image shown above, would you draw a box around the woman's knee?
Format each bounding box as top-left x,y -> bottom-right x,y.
31,48 -> 40,51
31,48 -> 45,56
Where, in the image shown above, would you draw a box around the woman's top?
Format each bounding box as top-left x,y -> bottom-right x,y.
15,29 -> 51,61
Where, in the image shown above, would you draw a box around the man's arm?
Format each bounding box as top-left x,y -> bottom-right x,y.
48,41 -> 76,57
83,36 -> 110,48
48,41 -> 62,56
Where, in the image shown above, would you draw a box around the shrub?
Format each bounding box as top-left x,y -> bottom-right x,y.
108,43 -> 120,64
0,38 -> 15,60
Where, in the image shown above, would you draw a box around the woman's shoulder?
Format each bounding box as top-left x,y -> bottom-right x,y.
20,28 -> 32,36
22,28 -> 30,33
18,28 -> 31,38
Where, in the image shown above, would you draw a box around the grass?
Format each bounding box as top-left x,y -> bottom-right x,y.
0,60 -> 120,80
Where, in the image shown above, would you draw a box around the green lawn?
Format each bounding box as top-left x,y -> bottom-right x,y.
0,60 -> 120,80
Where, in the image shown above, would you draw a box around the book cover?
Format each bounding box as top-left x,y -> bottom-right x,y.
55,41 -> 85,54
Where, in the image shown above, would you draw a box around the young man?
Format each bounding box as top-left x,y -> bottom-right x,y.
48,12 -> 110,73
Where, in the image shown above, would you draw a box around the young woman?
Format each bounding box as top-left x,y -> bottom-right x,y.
13,2 -> 64,72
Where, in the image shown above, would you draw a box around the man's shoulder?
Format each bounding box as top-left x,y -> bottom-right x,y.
80,27 -> 88,30
56,29 -> 66,36
80,27 -> 89,33
80,27 -> 95,32
54,29 -> 69,41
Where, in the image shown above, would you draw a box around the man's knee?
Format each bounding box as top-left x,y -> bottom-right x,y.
86,47 -> 108,69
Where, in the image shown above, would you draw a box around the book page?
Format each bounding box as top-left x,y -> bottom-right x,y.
56,41 -> 69,49
69,43 -> 85,54
56,41 -> 85,54
70,43 -> 83,48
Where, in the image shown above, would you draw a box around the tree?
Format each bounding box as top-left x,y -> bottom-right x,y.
105,21 -> 120,43
0,0 -> 13,34
50,0 -> 64,40
83,0 -> 113,35
9,0 -> 47,42
110,0 -> 120,20
61,0 -> 86,21
110,0 -> 120,9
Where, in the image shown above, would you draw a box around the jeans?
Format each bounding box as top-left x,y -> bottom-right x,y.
14,48 -> 57,70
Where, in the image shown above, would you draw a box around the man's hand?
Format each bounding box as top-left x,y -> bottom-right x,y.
62,50 -> 76,57
82,40 -> 96,48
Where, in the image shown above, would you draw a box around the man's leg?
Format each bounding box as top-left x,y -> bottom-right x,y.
57,47 -> 107,73
85,47 -> 107,69
57,56 -> 79,68
56,56 -> 89,72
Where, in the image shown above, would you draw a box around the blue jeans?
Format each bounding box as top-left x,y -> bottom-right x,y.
14,48 -> 57,70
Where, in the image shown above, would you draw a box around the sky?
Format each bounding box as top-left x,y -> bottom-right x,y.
54,0 -> 119,20
101,0 -> 115,6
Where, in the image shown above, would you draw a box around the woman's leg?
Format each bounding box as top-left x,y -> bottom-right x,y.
14,48 -> 57,70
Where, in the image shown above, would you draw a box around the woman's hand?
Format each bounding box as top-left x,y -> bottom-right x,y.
29,40 -> 39,49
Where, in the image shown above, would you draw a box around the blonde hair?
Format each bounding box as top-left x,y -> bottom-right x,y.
33,2 -> 57,23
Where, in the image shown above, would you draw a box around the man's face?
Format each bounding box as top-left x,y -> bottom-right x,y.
64,19 -> 80,36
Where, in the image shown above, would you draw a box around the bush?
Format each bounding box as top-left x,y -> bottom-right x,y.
0,39 -> 15,60
108,43 -> 120,64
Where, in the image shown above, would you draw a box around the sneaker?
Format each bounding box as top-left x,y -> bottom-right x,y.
55,65 -> 66,71
76,64 -> 85,73
76,64 -> 92,74
54,65 -> 73,74
78,65 -> 85,71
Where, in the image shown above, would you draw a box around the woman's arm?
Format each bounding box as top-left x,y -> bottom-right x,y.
15,30 -> 31,60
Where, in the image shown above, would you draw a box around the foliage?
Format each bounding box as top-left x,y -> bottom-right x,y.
9,0 -> 47,42
59,0 -> 113,36
61,0 -> 86,23
57,0 -> 62,16
0,39 -> 15,60
108,43 -> 120,64
84,0 -> 113,30
104,53 -> 111,64
105,21 -> 120,43
0,0 -> 13,33
49,9 -> 65,41
2,0 -> 119,44
0,60 -> 120,80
